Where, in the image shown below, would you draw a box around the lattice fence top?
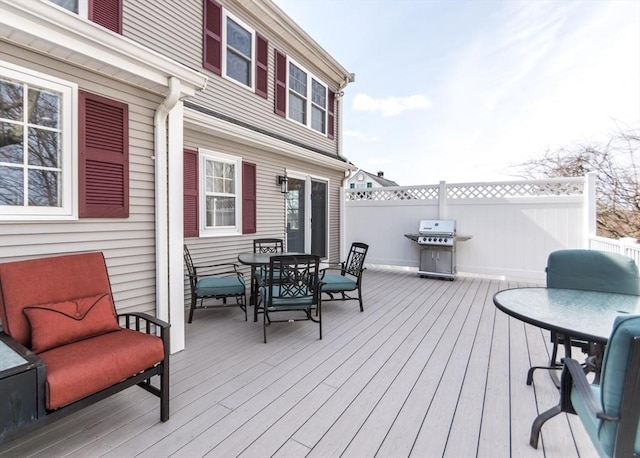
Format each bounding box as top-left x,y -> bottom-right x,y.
447,180 -> 584,199
345,186 -> 439,201
345,179 -> 585,201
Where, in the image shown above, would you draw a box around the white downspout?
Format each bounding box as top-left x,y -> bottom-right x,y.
337,74 -> 354,261
154,77 -> 181,350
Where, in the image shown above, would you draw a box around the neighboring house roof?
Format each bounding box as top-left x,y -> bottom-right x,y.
349,169 -> 399,187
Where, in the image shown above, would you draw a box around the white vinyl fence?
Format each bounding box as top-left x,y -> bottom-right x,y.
342,174 -> 598,282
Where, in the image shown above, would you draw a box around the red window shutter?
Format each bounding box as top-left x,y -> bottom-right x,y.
203,0 -> 222,75
184,149 -> 199,238
327,90 -> 336,139
79,90 -> 129,218
255,33 -> 268,98
242,161 -> 257,234
274,50 -> 287,117
88,0 -> 122,34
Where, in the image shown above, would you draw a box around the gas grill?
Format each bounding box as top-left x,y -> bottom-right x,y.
405,219 -> 457,280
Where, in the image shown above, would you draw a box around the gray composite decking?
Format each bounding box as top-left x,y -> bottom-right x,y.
1,269 -> 598,458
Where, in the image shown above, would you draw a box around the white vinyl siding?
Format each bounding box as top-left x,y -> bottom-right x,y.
124,0 -> 339,155
0,45 -> 160,317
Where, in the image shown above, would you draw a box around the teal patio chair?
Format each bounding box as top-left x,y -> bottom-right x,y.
320,242 -> 369,312
527,249 -> 640,385
184,245 -> 247,322
530,314 -> 640,457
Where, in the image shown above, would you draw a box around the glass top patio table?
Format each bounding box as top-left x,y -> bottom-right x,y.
493,287 -> 640,343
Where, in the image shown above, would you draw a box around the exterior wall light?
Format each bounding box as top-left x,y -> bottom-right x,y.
277,171 -> 288,193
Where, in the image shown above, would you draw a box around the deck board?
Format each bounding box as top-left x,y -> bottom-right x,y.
0,269 -> 599,458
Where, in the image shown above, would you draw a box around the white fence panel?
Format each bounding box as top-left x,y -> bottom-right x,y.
344,176 -> 595,282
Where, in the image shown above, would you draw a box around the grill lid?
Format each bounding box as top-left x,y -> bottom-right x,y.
418,219 -> 456,236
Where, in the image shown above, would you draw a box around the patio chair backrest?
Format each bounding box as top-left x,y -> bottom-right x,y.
342,242 -> 369,278
0,252 -> 114,348
267,255 -> 320,305
546,249 -> 640,296
183,245 -> 197,285
253,238 -> 284,254
598,314 -> 640,456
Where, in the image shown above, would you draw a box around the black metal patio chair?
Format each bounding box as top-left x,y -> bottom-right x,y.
183,245 -> 247,323
320,242 -> 369,312
257,254 -> 322,343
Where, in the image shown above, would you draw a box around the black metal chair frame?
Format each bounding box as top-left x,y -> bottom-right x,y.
320,242 -> 368,312
183,245 -> 247,323
257,254 -> 322,343
530,336 -> 640,456
251,238 -> 285,322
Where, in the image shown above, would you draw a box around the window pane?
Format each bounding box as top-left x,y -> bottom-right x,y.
227,18 -> 251,59
28,128 -> 59,168
312,79 -> 326,108
28,169 -> 60,207
289,93 -> 306,124
0,166 -> 23,205
311,105 -> 325,133
0,122 -> 24,164
48,0 -> 78,13
289,63 -> 307,96
0,79 -> 23,121
28,87 -> 60,128
227,50 -> 251,86
206,195 -> 236,227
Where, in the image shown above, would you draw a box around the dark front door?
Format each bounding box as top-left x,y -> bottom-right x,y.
310,179 -> 327,257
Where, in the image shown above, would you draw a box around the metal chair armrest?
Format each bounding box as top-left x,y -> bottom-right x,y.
560,357 -> 611,419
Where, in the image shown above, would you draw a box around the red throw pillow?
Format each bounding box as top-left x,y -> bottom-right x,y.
23,293 -> 121,353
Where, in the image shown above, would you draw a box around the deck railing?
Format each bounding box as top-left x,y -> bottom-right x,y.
589,235 -> 640,266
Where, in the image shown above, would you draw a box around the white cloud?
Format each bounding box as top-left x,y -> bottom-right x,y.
352,93 -> 433,117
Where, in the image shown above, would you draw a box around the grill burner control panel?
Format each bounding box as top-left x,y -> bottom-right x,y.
418,236 -> 453,246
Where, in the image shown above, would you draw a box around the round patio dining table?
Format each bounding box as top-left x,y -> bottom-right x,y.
493,286 -> 640,448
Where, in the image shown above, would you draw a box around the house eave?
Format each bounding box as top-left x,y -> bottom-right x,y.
184,107 -> 355,173
233,0 -> 354,88
0,0 -> 208,97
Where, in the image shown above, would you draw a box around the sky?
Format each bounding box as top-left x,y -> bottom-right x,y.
274,0 -> 640,185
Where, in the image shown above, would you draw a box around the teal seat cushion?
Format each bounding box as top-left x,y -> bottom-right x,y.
260,286 -> 315,310
598,315 -> 640,456
196,276 -> 245,297
321,274 -> 357,292
547,250 -> 640,295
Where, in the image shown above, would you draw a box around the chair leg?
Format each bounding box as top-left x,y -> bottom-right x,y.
188,295 -> 196,323
530,404 -> 562,448
160,361 -> 170,422
318,303 -> 322,340
263,307 -> 268,343
358,286 -> 364,312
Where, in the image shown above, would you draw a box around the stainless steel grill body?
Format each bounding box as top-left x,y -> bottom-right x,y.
416,219 -> 457,280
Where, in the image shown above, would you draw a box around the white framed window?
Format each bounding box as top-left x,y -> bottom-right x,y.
199,149 -> 242,236
47,0 -> 89,17
222,10 -> 255,90
287,58 -> 328,135
0,61 -> 77,220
